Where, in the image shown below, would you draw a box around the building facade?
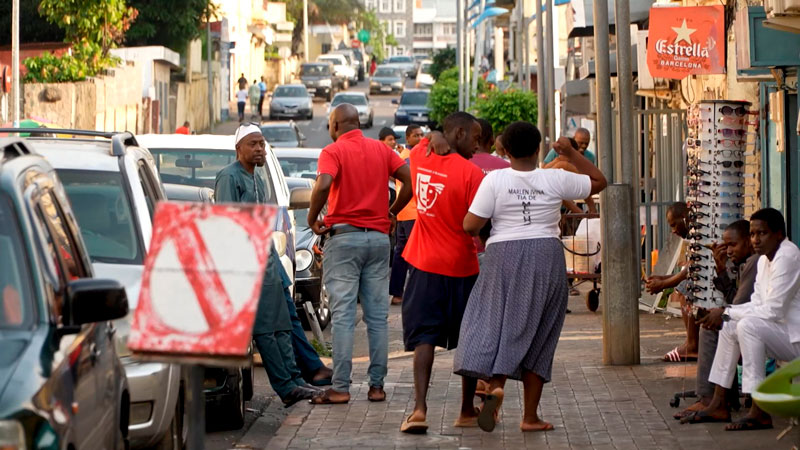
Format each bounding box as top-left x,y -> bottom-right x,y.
364,0 -> 414,57
412,0 -> 456,56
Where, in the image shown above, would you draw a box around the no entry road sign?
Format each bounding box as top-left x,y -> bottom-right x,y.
128,201 -> 277,363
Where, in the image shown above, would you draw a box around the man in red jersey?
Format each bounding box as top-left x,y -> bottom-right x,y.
399,112 -> 485,433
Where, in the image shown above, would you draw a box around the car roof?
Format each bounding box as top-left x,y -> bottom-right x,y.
273,148 -> 322,159
303,62 -> 328,66
275,84 -> 307,89
136,134 -> 236,151
333,91 -> 367,97
28,138 -> 137,172
401,88 -> 431,94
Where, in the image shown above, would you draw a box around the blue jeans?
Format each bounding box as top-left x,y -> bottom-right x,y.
389,220 -> 414,297
323,230 -> 390,392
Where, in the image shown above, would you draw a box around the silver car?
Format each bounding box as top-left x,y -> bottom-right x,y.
269,84 -> 313,120
386,55 -> 417,78
369,66 -> 405,95
327,92 -> 374,128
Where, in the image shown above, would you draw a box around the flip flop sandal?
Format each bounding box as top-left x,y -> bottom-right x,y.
400,416 -> 429,434
479,388 -> 504,432
309,389 -> 349,405
680,411 -> 731,424
454,408 -> 480,427
725,417 -> 773,431
662,347 -> 698,362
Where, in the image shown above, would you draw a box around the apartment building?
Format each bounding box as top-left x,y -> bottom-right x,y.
364,0 -> 414,57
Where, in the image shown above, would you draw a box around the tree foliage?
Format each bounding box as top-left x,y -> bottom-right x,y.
0,0 -> 64,46
430,47 -> 455,81
474,89 -> 538,136
284,0 -> 363,56
125,0 -> 211,52
428,67 -> 489,126
356,9 -> 395,62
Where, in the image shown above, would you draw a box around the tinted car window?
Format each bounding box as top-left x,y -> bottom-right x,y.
57,170 -> 143,265
278,157 -> 318,179
301,65 -> 330,76
374,68 -> 401,77
261,127 -> 298,143
274,86 -> 308,97
331,95 -> 367,106
420,63 -> 432,73
0,196 -> 33,329
401,91 -> 429,106
38,190 -> 87,280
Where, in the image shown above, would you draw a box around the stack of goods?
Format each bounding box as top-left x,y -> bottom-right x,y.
685,100 -> 753,310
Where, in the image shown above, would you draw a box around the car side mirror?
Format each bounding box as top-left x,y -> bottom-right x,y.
289,187 -> 312,210
392,99 -> 399,105
65,279 -> 129,326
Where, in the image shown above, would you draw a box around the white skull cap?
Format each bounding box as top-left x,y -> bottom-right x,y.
235,124 -> 262,145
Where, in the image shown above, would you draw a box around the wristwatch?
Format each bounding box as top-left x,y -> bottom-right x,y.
721,308 -> 731,322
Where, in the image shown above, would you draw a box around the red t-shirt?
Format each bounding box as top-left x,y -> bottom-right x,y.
175,126 -> 190,135
318,129 -> 405,233
402,138 -> 485,277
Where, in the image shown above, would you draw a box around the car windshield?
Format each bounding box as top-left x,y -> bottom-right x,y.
334,53 -> 352,64
374,68 -> 400,78
332,95 -> 367,106
401,91 -> 429,106
389,56 -> 413,64
278,157 -> 318,180
261,126 -> 297,143
148,149 -> 276,203
57,170 -> 143,265
318,57 -> 341,65
0,195 -> 34,329
301,65 -> 330,76
274,86 -> 307,97
420,63 -> 432,73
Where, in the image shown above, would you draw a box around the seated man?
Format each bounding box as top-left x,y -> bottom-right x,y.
705,208 -> 800,431
677,220 -> 756,421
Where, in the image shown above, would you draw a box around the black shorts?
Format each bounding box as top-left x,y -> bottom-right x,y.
402,266 -> 478,351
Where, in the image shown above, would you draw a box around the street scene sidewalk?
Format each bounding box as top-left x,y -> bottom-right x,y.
228,291 -> 789,450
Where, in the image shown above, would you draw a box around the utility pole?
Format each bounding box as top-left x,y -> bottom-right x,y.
303,0 -> 309,62
545,0 -> 555,146
206,6 -> 215,133
457,0 -> 464,110
11,0 -> 20,127
536,0 -> 545,158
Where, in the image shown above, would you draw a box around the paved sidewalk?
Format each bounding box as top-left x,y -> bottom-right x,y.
255,292 -> 792,450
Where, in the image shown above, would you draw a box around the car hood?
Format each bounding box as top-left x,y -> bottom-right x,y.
0,337 -> 31,403
354,105 -> 370,113
301,75 -> 330,82
0,330 -> 50,418
372,76 -> 402,84
269,141 -> 300,148
271,97 -> 309,107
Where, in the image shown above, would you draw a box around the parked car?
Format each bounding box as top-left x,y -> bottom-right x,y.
386,55 -> 417,78
327,92 -> 374,128
331,49 -> 360,85
350,47 -> 366,81
260,122 -> 307,148
318,54 -> 356,88
412,54 -> 428,69
392,124 -> 431,148
299,62 -> 336,101
415,60 -> 434,89
268,84 -> 313,120
393,89 -> 434,127
0,137 -> 131,450
136,134 -> 299,292
369,66 -> 405,95
24,129 -> 189,448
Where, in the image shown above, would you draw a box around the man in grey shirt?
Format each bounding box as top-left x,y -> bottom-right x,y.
677,220 -> 757,422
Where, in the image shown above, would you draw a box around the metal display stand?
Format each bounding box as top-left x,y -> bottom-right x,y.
685,100 -> 752,310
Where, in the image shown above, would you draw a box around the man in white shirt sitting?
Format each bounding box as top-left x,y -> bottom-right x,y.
707,208 -> 800,431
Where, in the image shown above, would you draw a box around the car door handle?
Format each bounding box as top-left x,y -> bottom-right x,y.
89,343 -> 101,363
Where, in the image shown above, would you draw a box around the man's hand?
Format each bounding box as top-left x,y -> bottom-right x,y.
697,307 -> 724,330
426,131 -> 450,156
310,219 -> 329,235
553,137 -> 579,158
389,213 -> 397,235
645,275 -> 667,294
712,242 -> 728,274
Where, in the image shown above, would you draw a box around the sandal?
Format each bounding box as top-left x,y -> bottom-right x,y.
725,417 -> 773,431
680,411 -> 731,424
663,347 -> 697,362
478,388 -> 504,432
400,415 -> 429,434
309,388 -> 350,405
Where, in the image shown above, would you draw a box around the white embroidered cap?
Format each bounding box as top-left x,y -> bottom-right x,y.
235,123 -> 262,145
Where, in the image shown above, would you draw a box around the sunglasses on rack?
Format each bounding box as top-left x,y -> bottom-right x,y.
689,264 -> 711,273
688,232 -> 712,241
688,285 -> 709,293
719,106 -> 747,117
688,201 -> 711,208
689,168 -> 712,177
714,181 -> 746,188
717,212 -> 744,219
689,211 -> 711,220
715,202 -> 745,208
689,273 -> 708,281
688,243 -> 710,252
718,160 -> 745,168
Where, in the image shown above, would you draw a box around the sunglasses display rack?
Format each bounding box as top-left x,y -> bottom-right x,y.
685,100 -> 751,310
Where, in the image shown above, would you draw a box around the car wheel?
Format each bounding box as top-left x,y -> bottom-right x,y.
224,370 -> 245,430
326,92 -> 333,102
316,284 -> 331,331
367,115 -> 373,129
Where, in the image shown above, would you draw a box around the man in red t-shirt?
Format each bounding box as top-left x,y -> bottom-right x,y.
399,112 -> 485,433
307,104 -> 412,405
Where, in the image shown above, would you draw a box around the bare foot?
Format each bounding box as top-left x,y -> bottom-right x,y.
391,296 -> 403,305
454,407 -> 479,427
520,420 -> 554,432
408,409 -> 426,423
475,380 -> 489,399
673,400 -> 705,420
311,366 -> 333,385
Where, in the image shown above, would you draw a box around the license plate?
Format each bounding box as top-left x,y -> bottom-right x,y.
412,116 -> 428,122
307,89 -> 315,94
380,86 -> 391,92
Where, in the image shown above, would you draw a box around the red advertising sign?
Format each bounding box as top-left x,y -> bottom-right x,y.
128,202 -> 277,362
646,5 -> 725,80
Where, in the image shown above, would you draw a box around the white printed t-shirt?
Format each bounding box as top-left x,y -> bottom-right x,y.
468,167 -> 591,245
236,89 -> 248,103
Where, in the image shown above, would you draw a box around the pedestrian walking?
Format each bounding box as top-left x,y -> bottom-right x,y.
236,87 -> 248,122
307,104 -> 413,405
248,80 -> 261,117
215,124 -> 321,406
453,125 -> 607,433
238,73 -> 248,90
389,125 -> 424,306
399,112 -> 485,434
258,76 -> 267,118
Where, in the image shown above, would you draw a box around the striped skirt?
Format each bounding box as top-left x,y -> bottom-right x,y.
453,238 -> 568,382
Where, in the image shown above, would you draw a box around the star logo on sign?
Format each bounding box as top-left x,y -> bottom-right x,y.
672,19 -> 696,45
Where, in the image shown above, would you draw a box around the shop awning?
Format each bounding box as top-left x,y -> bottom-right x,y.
567,0 -> 654,37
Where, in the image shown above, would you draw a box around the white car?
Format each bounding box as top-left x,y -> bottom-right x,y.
318,54 -> 357,86
136,134 -> 299,286
326,91 -> 374,128
415,59 -> 434,88
31,132 -> 187,449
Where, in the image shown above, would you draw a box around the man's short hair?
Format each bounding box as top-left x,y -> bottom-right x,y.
501,121 -> 541,159
750,208 -> 786,236
183,121 -> 190,127
476,118 -> 493,146
667,202 -> 688,219
443,111 -> 477,134
378,127 -> 396,141
574,127 -> 590,138
405,124 -> 422,138
725,220 -> 750,239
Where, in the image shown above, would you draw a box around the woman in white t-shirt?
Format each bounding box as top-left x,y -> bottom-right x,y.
236,88 -> 248,122
453,122 -> 607,433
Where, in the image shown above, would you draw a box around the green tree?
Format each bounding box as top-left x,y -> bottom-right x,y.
428,67 -> 489,126
474,89 -> 538,136
429,47 -> 455,80
355,9 -> 395,62
125,0 -> 212,52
